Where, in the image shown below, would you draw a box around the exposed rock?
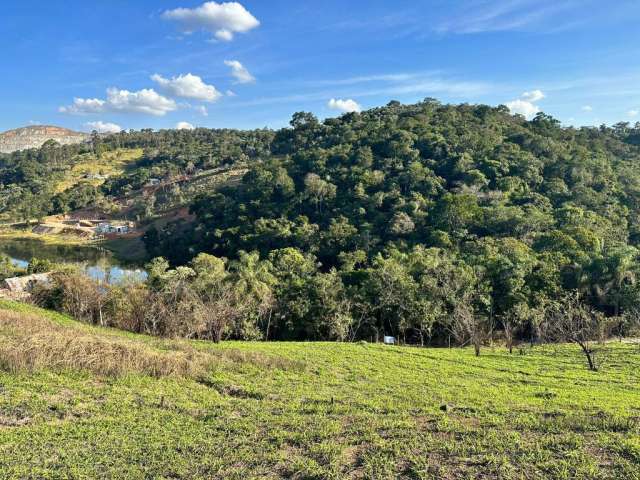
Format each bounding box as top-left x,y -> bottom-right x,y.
0,125 -> 89,154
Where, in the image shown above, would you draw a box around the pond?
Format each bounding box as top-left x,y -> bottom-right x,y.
0,238 -> 147,284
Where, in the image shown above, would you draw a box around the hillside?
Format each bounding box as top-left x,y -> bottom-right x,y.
0,125 -> 88,154
3,101 -> 640,346
0,127 -> 271,224
0,300 -> 639,479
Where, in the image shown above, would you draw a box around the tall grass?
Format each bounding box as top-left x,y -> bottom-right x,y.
0,307 -> 305,378
0,309 -> 213,378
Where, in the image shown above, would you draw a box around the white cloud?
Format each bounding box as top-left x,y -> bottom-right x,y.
521,89 -> 545,102
226,90 -> 237,97
328,98 -> 362,113
162,1 -> 260,42
505,90 -> 546,119
224,60 -> 255,84
60,88 -> 177,116
176,121 -> 195,130
151,73 -> 222,102
506,99 -> 540,119
582,105 -> 593,112
628,110 -> 639,117
106,89 -> 177,115
60,98 -> 106,114
85,121 -> 122,133
195,105 -> 208,116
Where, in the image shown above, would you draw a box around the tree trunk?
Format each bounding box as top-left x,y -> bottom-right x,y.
265,310 -> 272,341
579,342 -> 597,371
505,324 -> 514,354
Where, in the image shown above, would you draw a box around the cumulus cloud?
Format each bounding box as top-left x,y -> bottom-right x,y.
60,98 -> 106,115
162,1 -> 260,42
60,88 -> 177,116
521,89 -> 545,102
628,110 -> 638,117
506,90 -> 545,119
328,98 -> 362,113
85,121 -> 122,133
582,105 -> 593,112
224,60 -> 255,84
176,121 -> 195,130
151,73 -> 222,102
506,99 -> 540,119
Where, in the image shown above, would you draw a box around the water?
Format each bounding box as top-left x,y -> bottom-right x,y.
0,239 -> 147,284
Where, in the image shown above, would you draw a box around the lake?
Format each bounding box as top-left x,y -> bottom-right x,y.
0,238 -> 147,284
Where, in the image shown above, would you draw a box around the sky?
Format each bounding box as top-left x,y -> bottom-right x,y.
1,0 -> 640,133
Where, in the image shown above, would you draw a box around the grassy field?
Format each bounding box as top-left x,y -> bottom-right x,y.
54,148 -> 143,193
0,301 -> 638,479
0,227 -> 91,246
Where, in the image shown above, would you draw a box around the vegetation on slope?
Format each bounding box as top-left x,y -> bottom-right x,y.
0,128 -> 271,222
52,147 -> 143,194
5,100 -> 640,348
0,300 -> 639,479
144,100 -> 640,346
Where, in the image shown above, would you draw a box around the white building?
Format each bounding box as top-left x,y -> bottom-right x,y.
95,223 -> 130,235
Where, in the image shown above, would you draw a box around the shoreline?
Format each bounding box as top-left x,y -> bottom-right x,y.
0,228 -> 149,264
0,227 -> 92,246
0,225 -> 94,246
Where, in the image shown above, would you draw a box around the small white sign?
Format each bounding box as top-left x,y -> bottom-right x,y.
383,336 -> 395,345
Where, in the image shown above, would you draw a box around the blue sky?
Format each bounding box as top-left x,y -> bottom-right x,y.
1,0 -> 640,133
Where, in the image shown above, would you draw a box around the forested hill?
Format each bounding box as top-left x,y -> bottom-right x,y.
150,99 -> 640,268
141,100 -> 640,341
0,128 -> 274,219
5,99 -> 640,343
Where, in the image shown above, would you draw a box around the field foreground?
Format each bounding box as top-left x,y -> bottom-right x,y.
0,301 -> 639,479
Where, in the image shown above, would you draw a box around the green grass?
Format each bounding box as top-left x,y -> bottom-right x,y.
0,301 -> 639,479
54,148 -> 144,193
0,227 -> 92,246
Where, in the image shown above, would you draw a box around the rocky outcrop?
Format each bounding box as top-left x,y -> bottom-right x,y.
0,126 -> 89,154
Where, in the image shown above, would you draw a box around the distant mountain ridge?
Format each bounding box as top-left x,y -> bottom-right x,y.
0,125 -> 89,154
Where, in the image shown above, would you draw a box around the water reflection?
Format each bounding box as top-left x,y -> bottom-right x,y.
0,239 -> 147,284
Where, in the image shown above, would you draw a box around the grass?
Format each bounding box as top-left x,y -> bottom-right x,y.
0,301 -> 639,479
0,309 -> 213,378
54,148 -> 143,193
0,227 -> 90,246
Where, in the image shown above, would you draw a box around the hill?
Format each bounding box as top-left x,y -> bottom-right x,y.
0,125 -> 88,154
3,101 -> 640,346
0,300 -> 638,479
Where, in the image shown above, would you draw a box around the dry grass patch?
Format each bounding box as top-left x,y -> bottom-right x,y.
0,308 -> 306,379
0,310 -> 213,378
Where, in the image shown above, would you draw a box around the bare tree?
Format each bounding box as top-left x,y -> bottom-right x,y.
501,302 -> 546,354
53,272 -> 107,325
621,307 -> 640,349
540,292 -> 611,371
193,285 -> 243,343
450,301 -> 489,356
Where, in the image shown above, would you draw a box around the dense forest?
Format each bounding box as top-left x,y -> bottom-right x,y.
5,99 -> 640,353
140,100 -> 640,346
